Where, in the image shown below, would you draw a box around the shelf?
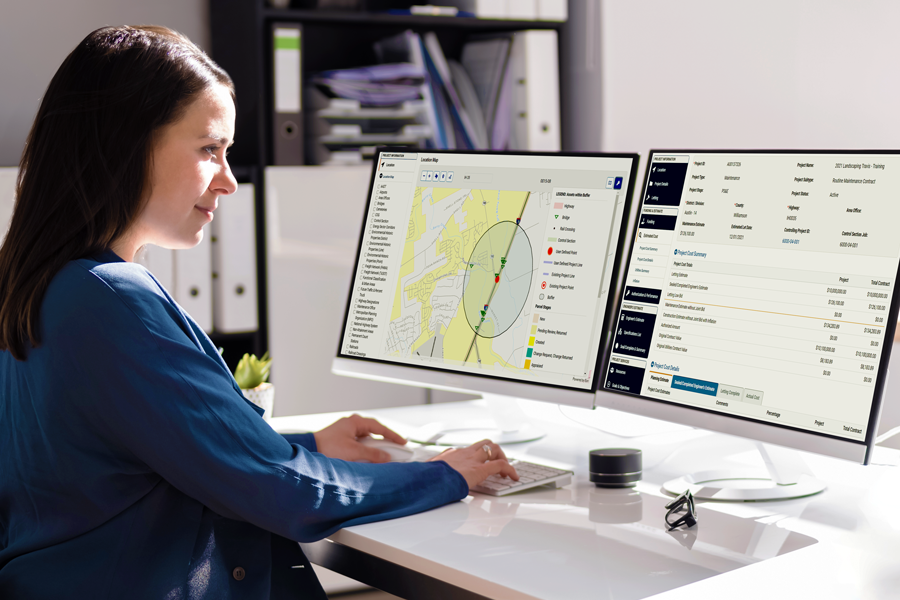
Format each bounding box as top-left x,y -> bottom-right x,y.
262,8 -> 562,30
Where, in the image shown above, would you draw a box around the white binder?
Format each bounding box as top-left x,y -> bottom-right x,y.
506,0 -> 537,19
136,244 -> 175,293
211,183 -> 258,333
537,0 -> 567,21
173,226 -> 213,333
0,168 -> 17,242
474,0 -> 507,19
510,30 -> 561,151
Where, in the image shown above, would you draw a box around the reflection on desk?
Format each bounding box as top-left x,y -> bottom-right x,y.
346,481 -> 815,600
274,399 -> 900,599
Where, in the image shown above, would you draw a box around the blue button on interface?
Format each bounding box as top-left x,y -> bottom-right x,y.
614,176 -> 623,190
671,376 -> 718,397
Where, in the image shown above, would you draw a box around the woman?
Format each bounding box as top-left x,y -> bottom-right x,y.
0,25 -> 516,599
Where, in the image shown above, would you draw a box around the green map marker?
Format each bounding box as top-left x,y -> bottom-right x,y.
480,310 -> 486,317
554,215 -> 559,219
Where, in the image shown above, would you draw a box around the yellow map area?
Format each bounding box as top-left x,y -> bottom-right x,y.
388,187 -> 529,367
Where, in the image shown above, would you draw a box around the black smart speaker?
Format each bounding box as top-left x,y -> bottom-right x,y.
589,448 -> 642,488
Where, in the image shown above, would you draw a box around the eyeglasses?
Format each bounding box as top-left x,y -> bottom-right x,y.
665,490 -> 697,531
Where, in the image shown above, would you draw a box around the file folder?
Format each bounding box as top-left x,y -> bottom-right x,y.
174,227 -> 213,333
461,36 -> 514,150
0,168 -> 16,242
507,0 -> 537,19
510,30 -> 561,151
473,0 -> 507,19
537,0 -> 567,21
211,183 -> 258,333
272,24 -> 303,165
422,32 -> 486,150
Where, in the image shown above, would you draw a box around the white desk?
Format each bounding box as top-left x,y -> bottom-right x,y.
271,400 -> 900,599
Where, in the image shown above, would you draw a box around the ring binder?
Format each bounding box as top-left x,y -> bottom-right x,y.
272,24 -> 303,165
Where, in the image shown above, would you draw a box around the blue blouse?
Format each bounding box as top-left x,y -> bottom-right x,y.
0,250 -> 468,599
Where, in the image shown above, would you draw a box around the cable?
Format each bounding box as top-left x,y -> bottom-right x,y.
875,425 -> 900,446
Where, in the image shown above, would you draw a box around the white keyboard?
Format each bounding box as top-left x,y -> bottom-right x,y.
471,460 -> 573,496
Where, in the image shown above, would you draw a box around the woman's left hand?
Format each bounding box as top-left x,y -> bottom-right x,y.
313,414 -> 407,463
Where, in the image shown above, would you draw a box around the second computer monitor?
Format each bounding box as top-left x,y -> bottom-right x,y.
601,150 -> 900,464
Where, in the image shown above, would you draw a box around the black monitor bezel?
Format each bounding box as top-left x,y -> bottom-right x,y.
602,149 -> 900,463
336,147 -> 640,396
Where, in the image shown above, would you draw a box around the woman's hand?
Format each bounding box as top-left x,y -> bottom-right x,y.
429,440 -> 519,489
313,414 -> 406,463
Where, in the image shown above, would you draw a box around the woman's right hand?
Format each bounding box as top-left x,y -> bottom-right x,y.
428,439 -> 519,488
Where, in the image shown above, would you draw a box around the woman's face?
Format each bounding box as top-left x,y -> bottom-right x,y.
115,84 -> 237,260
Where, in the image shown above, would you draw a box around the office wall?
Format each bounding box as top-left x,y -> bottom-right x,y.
600,0 -> 900,156
0,0 -> 208,166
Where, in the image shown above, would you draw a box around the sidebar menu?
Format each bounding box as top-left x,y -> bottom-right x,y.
607,155 -> 689,392
342,154 -> 414,357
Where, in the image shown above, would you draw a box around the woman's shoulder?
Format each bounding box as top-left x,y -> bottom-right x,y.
44,251 -> 176,328
59,253 -> 166,298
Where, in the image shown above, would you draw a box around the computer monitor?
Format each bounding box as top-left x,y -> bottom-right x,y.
334,149 -> 639,444
599,149 -> 900,500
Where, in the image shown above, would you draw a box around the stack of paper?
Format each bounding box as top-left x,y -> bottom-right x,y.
306,87 -> 432,165
313,62 -> 425,106
308,61 -> 433,164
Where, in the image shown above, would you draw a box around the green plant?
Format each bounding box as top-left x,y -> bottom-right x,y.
234,351 -> 272,390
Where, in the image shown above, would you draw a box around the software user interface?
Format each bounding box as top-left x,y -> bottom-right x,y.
605,152 -> 900,442
340,151 -> 635,391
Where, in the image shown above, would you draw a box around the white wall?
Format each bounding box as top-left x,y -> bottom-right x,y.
600,0 -> 900,158
0,0 -> 208,166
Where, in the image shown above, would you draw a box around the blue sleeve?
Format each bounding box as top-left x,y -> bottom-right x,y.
282,433 -> 317,453
48,264 -> 468,543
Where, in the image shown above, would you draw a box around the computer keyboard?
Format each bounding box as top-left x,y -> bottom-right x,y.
471,459 -> 573,496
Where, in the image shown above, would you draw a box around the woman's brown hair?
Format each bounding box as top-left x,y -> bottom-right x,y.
0,25 -> 233,360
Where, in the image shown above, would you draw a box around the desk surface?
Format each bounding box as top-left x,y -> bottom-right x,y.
272,400 -> 900,599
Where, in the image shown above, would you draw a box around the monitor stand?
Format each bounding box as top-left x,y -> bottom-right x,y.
662,442 -> 827,502
408,394 -> 546,446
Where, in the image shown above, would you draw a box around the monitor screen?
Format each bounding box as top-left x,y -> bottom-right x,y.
603,150 -> 900,459
337,149 -> 639,407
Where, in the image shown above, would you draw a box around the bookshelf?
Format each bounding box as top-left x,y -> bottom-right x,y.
209,0 -> 566,370
210,3 -> 563,166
